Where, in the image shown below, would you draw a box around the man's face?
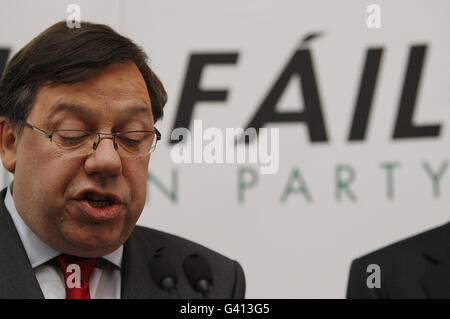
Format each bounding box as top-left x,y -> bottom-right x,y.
11,62 -> 153,257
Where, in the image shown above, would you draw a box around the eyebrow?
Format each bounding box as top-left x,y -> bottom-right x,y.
47,102 -> 153,119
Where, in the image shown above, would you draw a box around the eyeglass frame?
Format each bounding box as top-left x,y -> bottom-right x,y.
20,121 -> 162,157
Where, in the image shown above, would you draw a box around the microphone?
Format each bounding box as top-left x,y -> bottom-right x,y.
149,252 -> 180,298
182,254 -> 213,298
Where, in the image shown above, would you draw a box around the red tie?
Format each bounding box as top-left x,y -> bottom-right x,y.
56,254 -> 98,299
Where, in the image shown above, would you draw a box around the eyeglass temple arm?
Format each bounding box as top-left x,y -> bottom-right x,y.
23,122 -> 52,138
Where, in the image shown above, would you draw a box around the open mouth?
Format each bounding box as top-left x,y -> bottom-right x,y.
74,190 -> 121,222
85,192 -> 113,208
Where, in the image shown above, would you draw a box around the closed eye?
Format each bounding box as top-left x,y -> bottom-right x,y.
118,137 -> 142,146
62,136 -> 89,145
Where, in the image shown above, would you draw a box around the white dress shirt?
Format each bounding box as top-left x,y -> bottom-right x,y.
5,183 -> 122,299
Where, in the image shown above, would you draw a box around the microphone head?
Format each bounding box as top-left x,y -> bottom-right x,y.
182,254 -> 213,293
149,253 -> 177,291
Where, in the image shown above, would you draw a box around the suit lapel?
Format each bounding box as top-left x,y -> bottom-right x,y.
421,222 -> 450,298
120,229 -> 168,299
0,188 -> 44,298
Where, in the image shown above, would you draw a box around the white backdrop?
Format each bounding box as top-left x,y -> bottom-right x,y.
0,0 -> 449,298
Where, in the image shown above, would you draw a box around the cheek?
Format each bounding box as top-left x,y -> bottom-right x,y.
123,159 -> 149,205
16,135 -> 73,175
16,146 -> 82,199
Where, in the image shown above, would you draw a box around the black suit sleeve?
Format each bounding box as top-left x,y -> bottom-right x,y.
346,258 -> 380,299
231,260 -> 246,298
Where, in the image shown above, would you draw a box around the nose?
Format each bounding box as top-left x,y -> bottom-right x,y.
84,136 -> 122,178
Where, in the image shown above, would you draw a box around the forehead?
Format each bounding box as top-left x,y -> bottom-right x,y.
29,62 -> 153,124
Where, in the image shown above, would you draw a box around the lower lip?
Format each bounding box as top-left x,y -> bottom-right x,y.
74,199 -> 122,222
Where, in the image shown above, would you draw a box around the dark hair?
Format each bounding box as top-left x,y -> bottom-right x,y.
0,21 -> 167,134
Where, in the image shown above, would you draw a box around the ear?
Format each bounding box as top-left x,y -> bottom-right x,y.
0,117 -> 17,173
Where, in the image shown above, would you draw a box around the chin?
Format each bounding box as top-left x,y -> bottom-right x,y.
62,228 -> 126,257
71,240 -> 121,258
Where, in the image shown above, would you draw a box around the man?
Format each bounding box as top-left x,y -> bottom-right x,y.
347,222 -> 450,298
0,21 -> 245,299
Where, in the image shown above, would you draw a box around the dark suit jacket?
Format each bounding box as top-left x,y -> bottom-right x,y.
347,222 -> 450,298
0,188 -> 245,299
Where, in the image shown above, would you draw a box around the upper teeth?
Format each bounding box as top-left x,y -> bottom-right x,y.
86,192 -> 110,201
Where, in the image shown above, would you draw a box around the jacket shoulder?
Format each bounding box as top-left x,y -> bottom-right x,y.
133,225 -> 234,260
357,222 -> 450,263
347,222 -> 450,298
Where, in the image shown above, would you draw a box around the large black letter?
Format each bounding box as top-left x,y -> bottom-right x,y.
243,48 -> 327,143
393,45 -> 440,139
348,48 -> 383,141
171,53 -> 238,143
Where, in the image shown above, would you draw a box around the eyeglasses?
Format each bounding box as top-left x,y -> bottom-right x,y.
22,121 -> 161,158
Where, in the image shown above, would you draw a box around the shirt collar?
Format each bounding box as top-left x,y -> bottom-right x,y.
5,182 -> 123,269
